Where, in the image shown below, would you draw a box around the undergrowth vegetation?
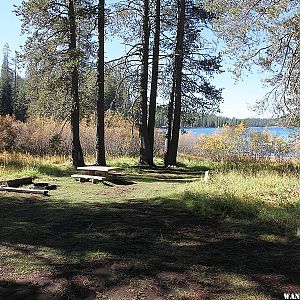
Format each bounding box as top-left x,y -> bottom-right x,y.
177,171 -> 300,236
1,115 -> 299,163
0,114 -> 164,157
193,123 -> 298,161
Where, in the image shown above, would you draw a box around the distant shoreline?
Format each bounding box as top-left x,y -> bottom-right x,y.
181,126 -> 300,140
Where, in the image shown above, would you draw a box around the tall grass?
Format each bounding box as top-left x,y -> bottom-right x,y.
0,152 -> 71,179
156,168 -> 300,236
0,114 -> 165,157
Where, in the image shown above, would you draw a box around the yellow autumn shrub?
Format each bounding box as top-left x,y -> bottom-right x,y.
194,123 -> 291,161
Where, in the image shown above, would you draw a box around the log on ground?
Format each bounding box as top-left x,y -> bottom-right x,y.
0,186 -> 48,196
0,177 -> 33,187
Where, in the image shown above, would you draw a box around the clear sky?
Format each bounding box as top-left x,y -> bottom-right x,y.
0,0 -> 271,119
0,0 -> 25,57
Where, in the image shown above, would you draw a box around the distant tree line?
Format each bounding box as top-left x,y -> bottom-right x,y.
180,114 -> 276,128
0,43 -> 129,122
0,44 -> 27,121
155,105 -> 276,128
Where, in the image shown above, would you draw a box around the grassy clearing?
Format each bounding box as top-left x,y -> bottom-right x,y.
0,154 -> 299,299
173,170 -> 300,234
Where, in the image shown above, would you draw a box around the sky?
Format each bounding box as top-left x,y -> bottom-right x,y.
0,0 -> 25,57
0,0 -> 271,119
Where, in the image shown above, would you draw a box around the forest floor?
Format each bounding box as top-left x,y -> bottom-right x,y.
0,156 -> 299,299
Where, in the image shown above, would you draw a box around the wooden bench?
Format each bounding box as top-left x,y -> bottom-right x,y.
71,174 -> 105,183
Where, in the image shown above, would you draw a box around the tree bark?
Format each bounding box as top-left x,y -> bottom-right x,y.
148,0 -> 161,166
96,0 -> 106,166
164,68 -> 176,166
69,0 -> 85,168
165,0 -> 185,166
139,0 -> 152,165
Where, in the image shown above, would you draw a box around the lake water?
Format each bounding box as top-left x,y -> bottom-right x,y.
183,127 -> 300,140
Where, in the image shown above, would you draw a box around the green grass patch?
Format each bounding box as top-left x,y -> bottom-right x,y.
0,154 -> 299,299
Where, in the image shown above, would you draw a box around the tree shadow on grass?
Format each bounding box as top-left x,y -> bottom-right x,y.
106,178 -> 136,186
126,166 -> 207,184
39,161 -> 206,183
0,194 -> 299,299
133,163 -> 211,174
125,173 -> 201,184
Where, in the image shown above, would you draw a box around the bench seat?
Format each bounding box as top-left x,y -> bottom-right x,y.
71,174 -> 105,183
108,172 -> 124,176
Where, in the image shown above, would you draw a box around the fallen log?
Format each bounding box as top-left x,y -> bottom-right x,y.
0,186 -> 48,196
0,177 -> 33,187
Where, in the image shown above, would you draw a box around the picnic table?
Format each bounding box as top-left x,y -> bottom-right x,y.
71,166 -> 122,183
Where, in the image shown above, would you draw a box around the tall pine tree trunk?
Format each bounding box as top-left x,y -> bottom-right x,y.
69,0 -> 85,168
148,0 -> 161,166
165,0 -> 185,166
139,0 -> 151,165
96,0 -> 106,166
164,69 -> 176,166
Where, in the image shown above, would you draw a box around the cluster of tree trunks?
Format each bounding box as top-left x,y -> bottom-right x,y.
15,0 -> 222,168
165,0 -> 186,166
12,0 -> 300,169
140,0 -> 186,167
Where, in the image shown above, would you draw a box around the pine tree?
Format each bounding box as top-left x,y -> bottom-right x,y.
207,0 -> 300,127
108,0 -> 157,166
148,0 -> 161,166
0,44 -> 13,116
16,0 -> 92,167
69,0 -> 85,167
164,0 -> 223,166
96,0 -> 106,166
139,0 -> 152,165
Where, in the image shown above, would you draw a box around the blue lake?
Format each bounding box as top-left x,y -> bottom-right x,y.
183,127 -> 300,140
